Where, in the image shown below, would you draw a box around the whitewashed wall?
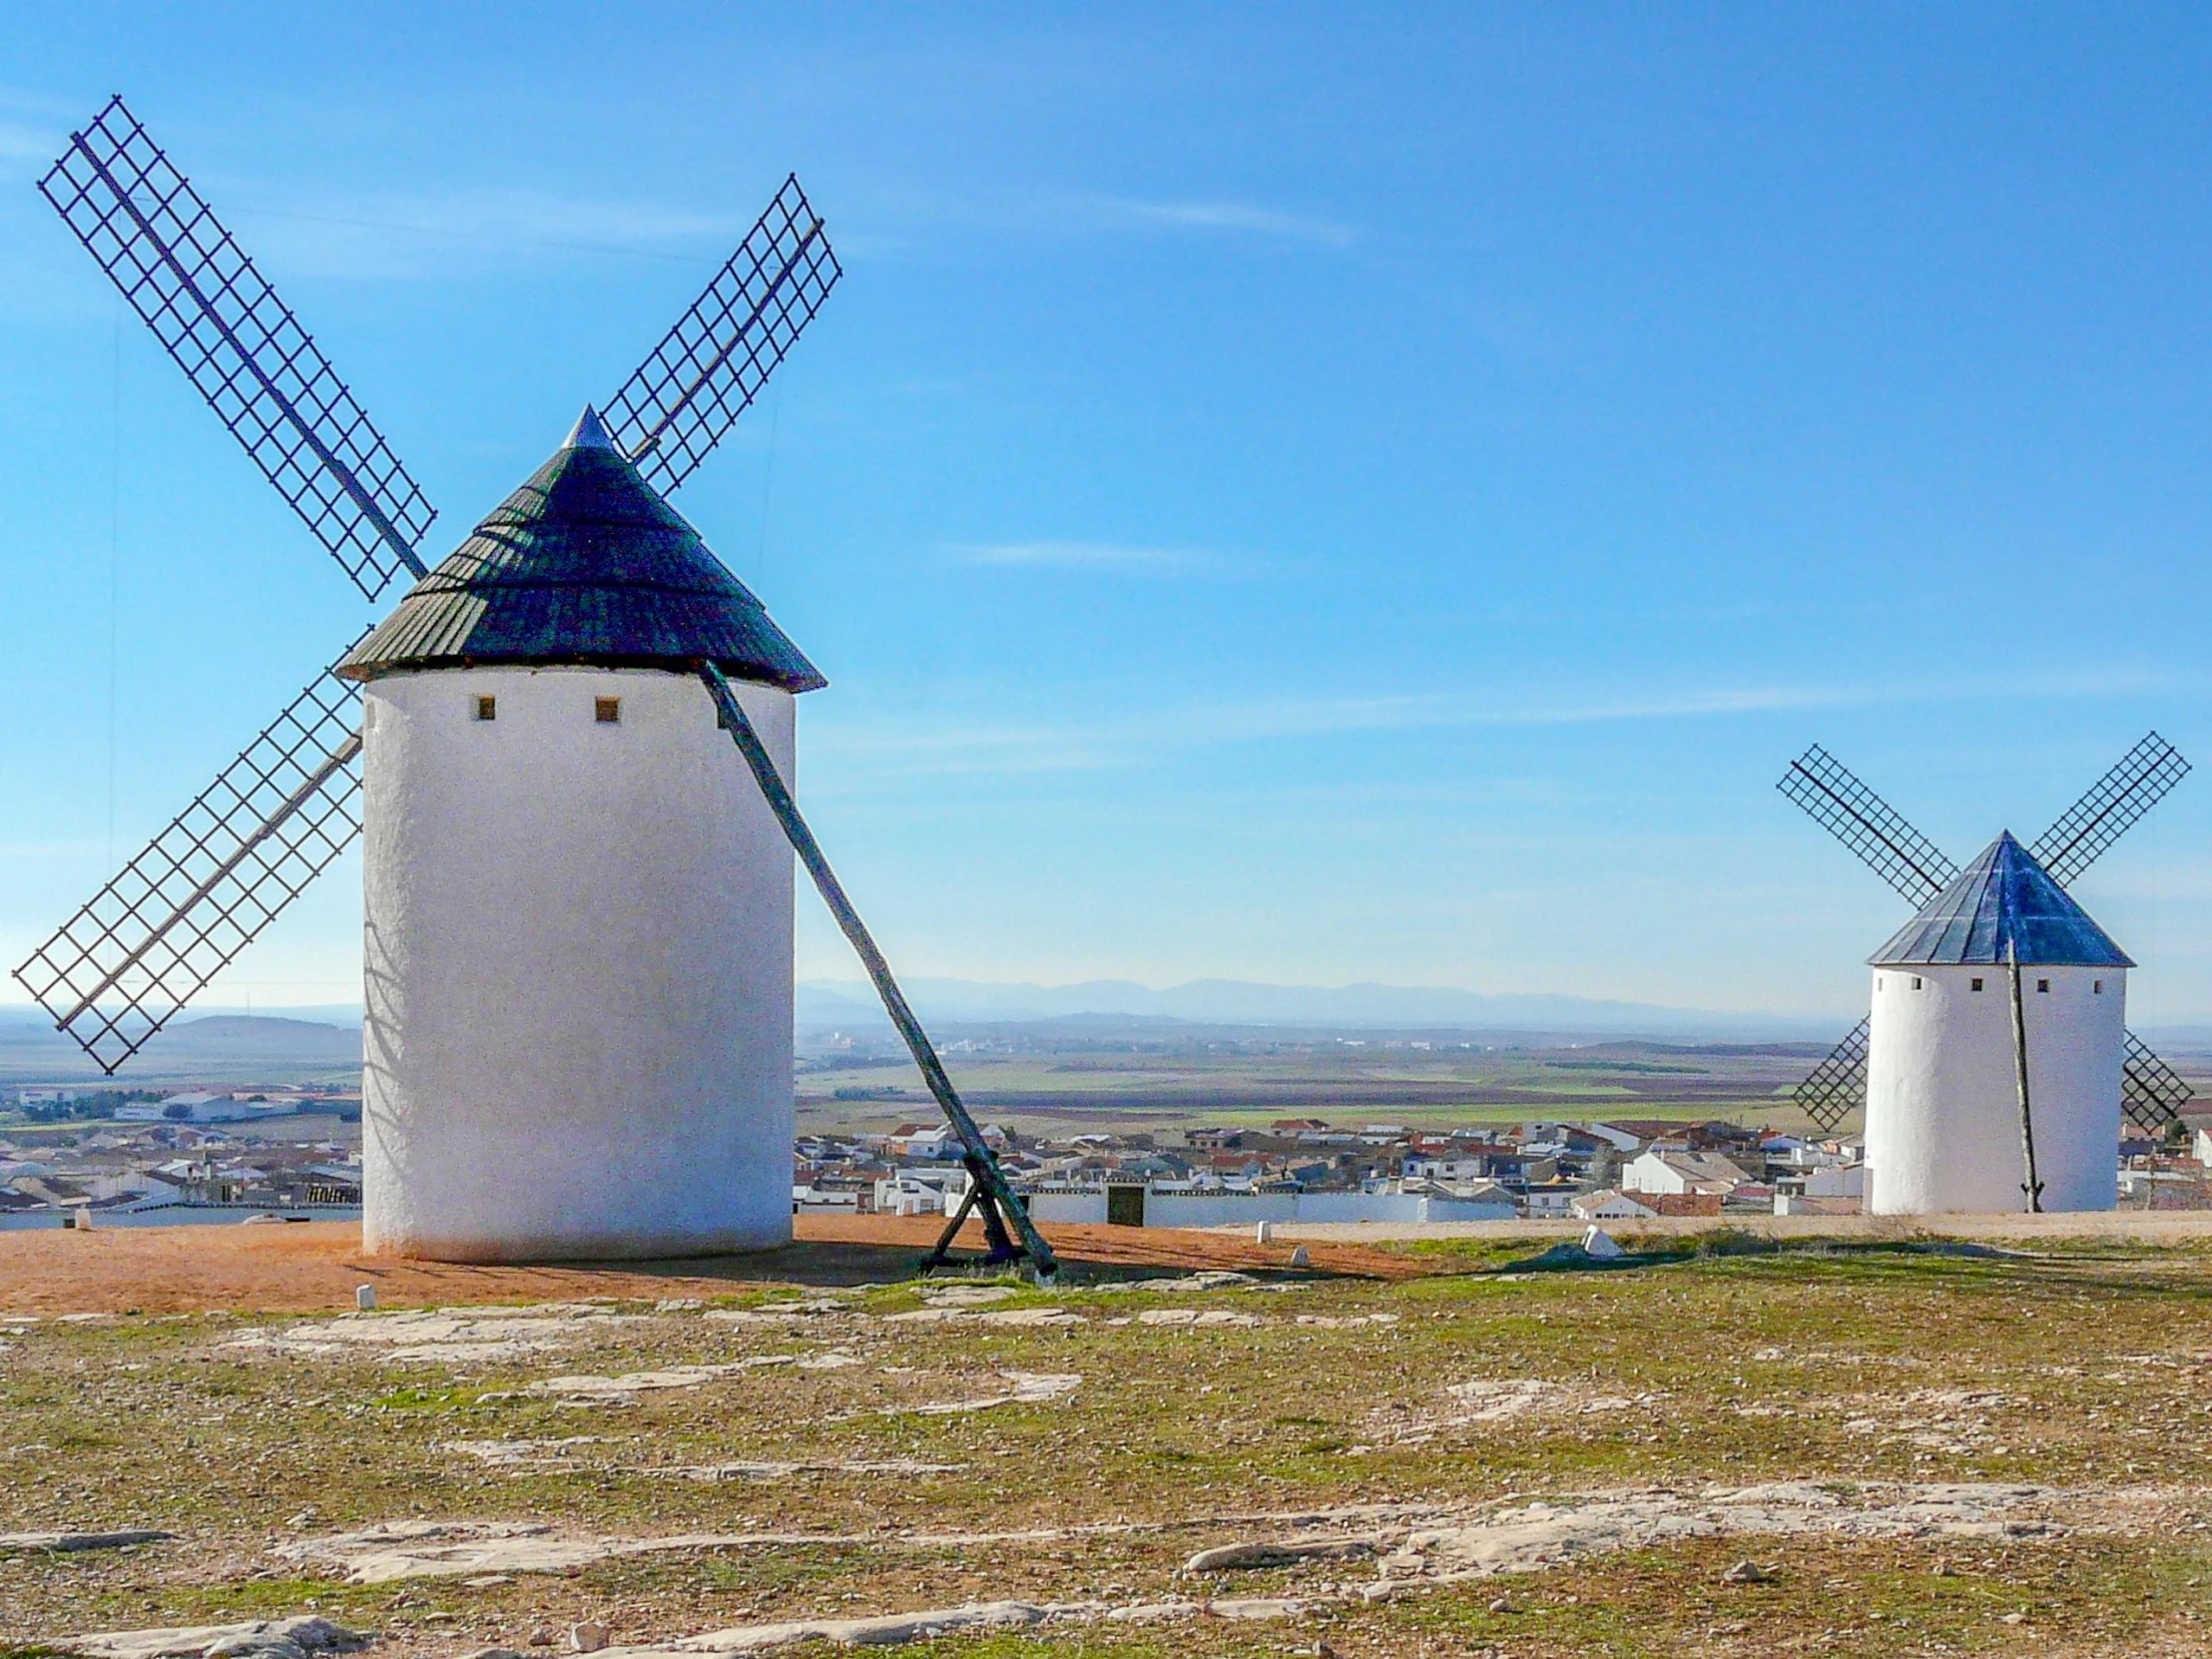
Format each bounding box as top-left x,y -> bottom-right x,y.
359,666 -> 797,1261
1018,1190 -> 1518,1227
1865,961 -> 2124,1215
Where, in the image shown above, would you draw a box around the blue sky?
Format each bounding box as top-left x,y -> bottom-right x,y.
5,4 -> 2212,1026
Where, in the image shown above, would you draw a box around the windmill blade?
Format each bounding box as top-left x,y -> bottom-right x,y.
601,175 -> 841,495
2122,1030 -> 2194,1132
41,96 -> 433,601
13,640 -> 369,1072
2030,732 -> 2191,889
1778,746 -> 1958,906
1792,1017 -> 1869,1135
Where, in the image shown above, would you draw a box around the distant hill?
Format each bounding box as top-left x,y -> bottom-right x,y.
0,1011 -> 360,1086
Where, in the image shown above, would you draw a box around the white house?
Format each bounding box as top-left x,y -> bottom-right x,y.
1572,1188 -> 1658,1221
873,1166 -> 972,1217
117,1093 -> 262,1124
1621,1150 -> 1750,1197
1804,1162 -> 1866,1199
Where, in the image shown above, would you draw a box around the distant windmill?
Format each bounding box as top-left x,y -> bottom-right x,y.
1778,736 -> 2194,1213
14,97 -> 1054,1275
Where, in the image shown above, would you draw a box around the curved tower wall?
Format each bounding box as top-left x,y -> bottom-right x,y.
359,665 -> 796,1261
1864,962 -> 2124,1215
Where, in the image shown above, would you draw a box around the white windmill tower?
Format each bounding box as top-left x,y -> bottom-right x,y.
1778,739 -> 2194,1214
16,98 -> 1055,1273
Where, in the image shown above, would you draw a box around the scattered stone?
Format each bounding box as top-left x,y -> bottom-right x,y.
912,1371 -> 1081,1414
917,1286 -> 1017,1309
1289,1246 -> 1313,1269
1294,1314 -> 1401,1330
1129,1271 -> 1268,1294
568,1623 -> 607,1653
521,1362 -> 767,1400
462,1650 -> 526,1659
1183,1538 -> 1377,1573
461,1574 -> 517,1588
0,1528 -> 174,1552
592,1599 -> 1094,1653
2001,1611 -> 2027,1625
56,1615 -> 365,1659
353,1285 -> 376,1312
1137,1309 -> 1261,1329
659,1457 -> 964,1482
230,1304 -> 637,1364
1722,1558 -> 1772,1584
1487,1592 -> 1516,1613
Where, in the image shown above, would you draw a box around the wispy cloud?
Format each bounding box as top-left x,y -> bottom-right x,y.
224,187 -> 748,279
811,668 -> 2185,784
949,540 -> 1215,573
1079,194 -> 1359,247
0,116 -> 60,182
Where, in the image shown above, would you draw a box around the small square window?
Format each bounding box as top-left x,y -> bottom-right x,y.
2036,978 -> 2050,993
2094,979 -> 2103,994
1970,978 -> 1983,992
1912,976 -> 1923,990
475,696 -> 497,722
595,698 -> 622,725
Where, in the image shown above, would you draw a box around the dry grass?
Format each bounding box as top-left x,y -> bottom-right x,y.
12,1232 -> 2212,1654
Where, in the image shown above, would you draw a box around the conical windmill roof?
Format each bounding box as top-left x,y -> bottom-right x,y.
1869,831 -> 2132,968
337,408 -> 825,691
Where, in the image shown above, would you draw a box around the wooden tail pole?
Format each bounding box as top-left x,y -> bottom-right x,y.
697,664 -> 1057,1278
2007,939 -> 2044,1213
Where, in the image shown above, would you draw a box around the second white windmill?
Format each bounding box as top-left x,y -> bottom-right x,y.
1778,737 -> 2193,1214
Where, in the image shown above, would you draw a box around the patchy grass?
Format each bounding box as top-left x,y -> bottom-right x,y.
14,1236 -> 2212,1651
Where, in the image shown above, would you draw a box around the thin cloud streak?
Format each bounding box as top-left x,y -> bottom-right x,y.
1087,195 -> 1360,247
811,668 -> 2185,781
950,539 -> 1211,572
225,187 -> 752,279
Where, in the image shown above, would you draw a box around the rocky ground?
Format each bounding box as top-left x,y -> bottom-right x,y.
11,1223 -> 2212,1656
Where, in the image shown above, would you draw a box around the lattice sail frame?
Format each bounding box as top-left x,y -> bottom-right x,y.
13,643 -> 370,1072
1791,1016 -> 1869,1135
602,174 -> 841,495
2122,1032 -> 2195,1132
1782,737 -> 2200,1131
1778,747 -> 1958,906
41,96 -> 433,600
22,100 -> 843,1072
2031,732 -> 2192,890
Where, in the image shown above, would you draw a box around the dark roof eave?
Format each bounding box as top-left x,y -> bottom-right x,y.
336,653 -> 828,693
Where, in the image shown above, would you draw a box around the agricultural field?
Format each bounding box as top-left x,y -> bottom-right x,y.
12,1221 -> 2212,1656
797,1036 -> 1840,1140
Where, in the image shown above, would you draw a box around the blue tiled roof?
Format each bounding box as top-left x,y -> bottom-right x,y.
338,410 -> 824,692
1869,831 -> 2133,968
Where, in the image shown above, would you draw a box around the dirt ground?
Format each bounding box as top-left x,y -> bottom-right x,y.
0,1215 -> 1426,1316
19,1224 -> 2212,1655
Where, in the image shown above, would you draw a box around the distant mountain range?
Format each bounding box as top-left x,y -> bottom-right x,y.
3,985 -> 2204,1081
798,977 -> 1846,1042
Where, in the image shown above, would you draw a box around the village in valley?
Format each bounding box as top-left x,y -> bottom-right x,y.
14,1032 -> 2212,1235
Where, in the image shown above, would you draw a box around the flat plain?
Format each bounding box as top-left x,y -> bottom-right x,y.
13,1220 -> 2212,1657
